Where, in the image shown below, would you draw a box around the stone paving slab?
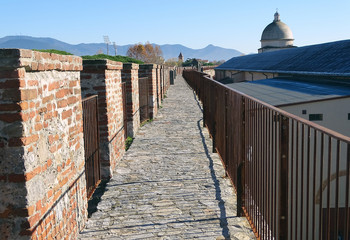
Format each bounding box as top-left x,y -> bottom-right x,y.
78,76 -> 255,239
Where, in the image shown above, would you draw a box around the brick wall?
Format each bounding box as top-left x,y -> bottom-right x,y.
0,49 -> 87,239
122,63 -> 140,138
139,64 -> 158,119
81,60 -> 125,179
162,66 -> 170,95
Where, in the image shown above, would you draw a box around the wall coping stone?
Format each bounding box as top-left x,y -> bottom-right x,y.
83,59 -> 123,71
0,49 -> 82,71
122,63 -> 139,70
139,64 -> 158,70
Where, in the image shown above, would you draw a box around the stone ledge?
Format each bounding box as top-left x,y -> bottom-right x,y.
122,63 -> 139,70
82,59 -> 123,72
0,49 -> 82,71
139,64 -> 158,70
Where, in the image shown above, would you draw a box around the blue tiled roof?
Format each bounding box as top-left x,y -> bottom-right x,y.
225,78 -> 350,106
216,40 -> 350,77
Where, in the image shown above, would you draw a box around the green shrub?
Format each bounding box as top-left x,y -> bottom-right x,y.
125,136 -> 134,151
140,118 -> 153,128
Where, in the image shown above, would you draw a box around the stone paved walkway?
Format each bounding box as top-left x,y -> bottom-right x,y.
78,76 -> 255,239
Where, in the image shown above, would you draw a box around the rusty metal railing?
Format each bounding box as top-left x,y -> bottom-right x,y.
183,70 -> 350,240
139,77 -> 150,123
82,95 -> 101,199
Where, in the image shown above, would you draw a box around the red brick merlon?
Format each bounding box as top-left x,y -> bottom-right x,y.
82,59 -> 123,72
0,49 -> 82,71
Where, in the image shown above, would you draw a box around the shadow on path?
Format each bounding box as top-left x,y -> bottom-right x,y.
87,179 -> 109,217
189,82 -> 231,238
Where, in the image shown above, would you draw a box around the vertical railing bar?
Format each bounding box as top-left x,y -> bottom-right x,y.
258,105 -> 261,236
334,139 -> 340,240
260,106 -> 263,237
268,109 -> 271,239
300,124 -> 304,240
266,109 -> 269,239
248,100 -> 252,226
250,99 -> 254,228
274,112 -> 278,238
319,133 -> 324,239
269,108 -> 273,239
279,115 -> 289,239
326,136 -> 332,240
306,126 -> 311,239
247,99 -> 250,220
290,119 -> 294,240
312,129 -> 317,240
295,121 -> 299,239
345,144 -> 350,240
255,103 -> 258,234
263,107 -> 267,239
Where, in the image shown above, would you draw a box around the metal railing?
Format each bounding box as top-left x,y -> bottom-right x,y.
82,95 -> 101,199
139,77 -> 150,123
183,70 -> 350,240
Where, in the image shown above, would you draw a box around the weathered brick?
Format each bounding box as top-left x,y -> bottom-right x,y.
62,109 -> 72,119
20,89 -> 37,100
57,99 -> 68,108
55,89 -> 67,99
42,94 -> 54,104
48,82 -> 59,91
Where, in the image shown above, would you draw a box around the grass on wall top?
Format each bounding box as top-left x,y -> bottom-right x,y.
81,54 -> 144,64
32,49 -> 73,55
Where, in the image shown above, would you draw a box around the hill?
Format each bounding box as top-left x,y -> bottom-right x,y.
0,36 -> 242,61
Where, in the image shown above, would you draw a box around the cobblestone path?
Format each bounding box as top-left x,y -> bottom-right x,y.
78,76 -> 255,239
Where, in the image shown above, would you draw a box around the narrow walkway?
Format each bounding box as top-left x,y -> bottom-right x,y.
78,76 -> 254,239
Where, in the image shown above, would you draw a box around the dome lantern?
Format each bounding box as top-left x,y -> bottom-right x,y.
274,11 -> 280,22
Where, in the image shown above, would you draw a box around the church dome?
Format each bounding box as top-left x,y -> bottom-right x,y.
261,21 -> 294,41
259,11 -> 295,53
261,12 -> 293,41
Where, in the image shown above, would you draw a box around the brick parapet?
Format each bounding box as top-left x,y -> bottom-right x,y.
82,59 -> 123,72
138,64 -> 158,119
122,64 -> 140,137
0,49 -> 87,239
0,49 -> 82,71
81,60 -> 125,178
122,63 -> 139,71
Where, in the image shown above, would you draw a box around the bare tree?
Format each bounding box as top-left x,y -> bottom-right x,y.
127,42 -> 164,64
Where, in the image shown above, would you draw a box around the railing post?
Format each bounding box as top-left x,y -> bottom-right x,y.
212,85 -> 217,153
279,116 -> 289,239
224,90 -> 228,175
237,96 -> 246,217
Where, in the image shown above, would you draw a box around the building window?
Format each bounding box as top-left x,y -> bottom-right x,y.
348,113 -> 350,120
309,114 -> 323,121
302,110 -> 307,115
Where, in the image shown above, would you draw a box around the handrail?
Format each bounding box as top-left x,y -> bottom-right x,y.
183,69 -> 350,240
194,70 -> 350,143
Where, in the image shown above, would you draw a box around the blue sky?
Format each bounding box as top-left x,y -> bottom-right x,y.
1,0 -> 350,54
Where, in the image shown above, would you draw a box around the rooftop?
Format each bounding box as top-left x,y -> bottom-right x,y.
225,77 -> 350,106
216,40 -> 350,77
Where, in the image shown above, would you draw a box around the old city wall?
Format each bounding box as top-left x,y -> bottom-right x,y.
0,49 -> 87,239
139,64 -> 158,119
122,63 -> 140,138
81,60 -> 125,179
0,49 -> 172,239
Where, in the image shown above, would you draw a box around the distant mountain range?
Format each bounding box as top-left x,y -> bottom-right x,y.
0,36 -> 242,61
